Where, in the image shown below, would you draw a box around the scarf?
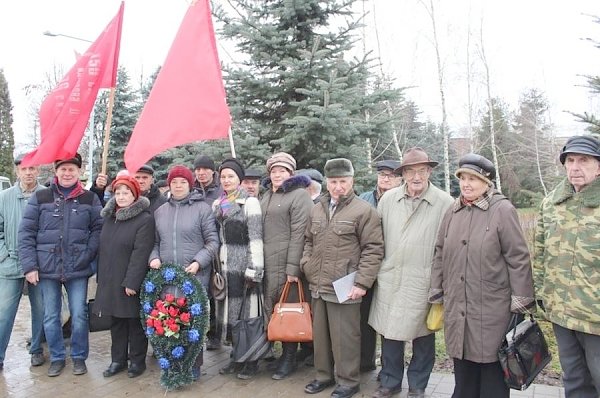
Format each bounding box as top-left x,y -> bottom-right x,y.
216,187 -> 242,220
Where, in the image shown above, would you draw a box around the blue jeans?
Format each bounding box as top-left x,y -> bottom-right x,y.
39,277 -> 89,362
0,277 -> 44,363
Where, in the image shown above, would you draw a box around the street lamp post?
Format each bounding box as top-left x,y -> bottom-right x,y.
43,30 -> 96,185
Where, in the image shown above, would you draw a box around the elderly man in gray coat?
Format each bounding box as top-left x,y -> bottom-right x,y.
369,148 -> 453,398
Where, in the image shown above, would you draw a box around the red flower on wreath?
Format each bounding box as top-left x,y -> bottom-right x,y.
146,293 -> 192,338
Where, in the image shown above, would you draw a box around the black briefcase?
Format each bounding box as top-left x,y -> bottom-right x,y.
88,299 -> 112,332
498,314 -> 551,390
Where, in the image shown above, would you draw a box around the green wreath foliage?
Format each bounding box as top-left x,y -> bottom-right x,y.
140,264 -> 209,390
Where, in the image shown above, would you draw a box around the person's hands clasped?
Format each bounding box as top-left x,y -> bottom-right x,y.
149,258 -> 162,269
185,261 -> 200,274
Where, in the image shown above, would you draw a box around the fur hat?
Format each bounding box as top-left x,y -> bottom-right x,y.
167,165 -> 194,187
219,158 -> 245,181
193,155 -> 215,171
395,148 -> 438,174
111,175 -> 141,200
455,153 -> 496,185
324,158 -> 354,178
559,135 -> 600,165
54,153 -> 82,169
267,152 -> 296,173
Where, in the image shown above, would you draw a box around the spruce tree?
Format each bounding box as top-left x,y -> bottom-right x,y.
214,0 -> 405,182
0,69 -> 15,181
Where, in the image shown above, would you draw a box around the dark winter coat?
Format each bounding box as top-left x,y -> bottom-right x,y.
430,191 -> 534,363
19,180 -> 103,281
94,196 -> 155,318
150,191 -> 219,289
193,172 -> 223,206
300,191 -> 384,298
146,184 -> 168,214
212,191 -> 264,340
260,175 -> 313,316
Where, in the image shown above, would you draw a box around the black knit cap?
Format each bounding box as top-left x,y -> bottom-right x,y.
559,135 -> 600,165
193,154 -> 215,171
219,158 -> 245,181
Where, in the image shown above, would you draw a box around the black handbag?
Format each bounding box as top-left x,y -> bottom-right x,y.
231,284 -> 271,363
88,299 -> 112,332
498,314 -> 552,390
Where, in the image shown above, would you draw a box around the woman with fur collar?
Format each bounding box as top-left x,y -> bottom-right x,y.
94,175 -> 155,379
260,152 -> 314,380
212,158 -> 264,380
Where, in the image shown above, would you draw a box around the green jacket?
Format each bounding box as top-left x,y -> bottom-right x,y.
534,177 -> 600,335
0,183 -> 44,278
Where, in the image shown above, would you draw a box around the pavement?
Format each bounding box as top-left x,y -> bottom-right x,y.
0,285 -> 565,398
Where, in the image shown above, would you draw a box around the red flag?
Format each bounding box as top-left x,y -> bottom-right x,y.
124,0 -> 230,174
21,2 -> 124,167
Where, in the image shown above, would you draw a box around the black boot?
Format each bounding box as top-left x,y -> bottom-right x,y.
272,342 -> 297,380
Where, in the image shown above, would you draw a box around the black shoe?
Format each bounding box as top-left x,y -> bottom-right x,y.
272,342 -> 297,380
331,384 -> 360,398
304,379 -> 336,394
103,362 -> 126,377
206,337 -> 221,351
237,361 -> 259,380
31,353 -> 45,367
128,363 -> 146,378
219,361 -> 244,375
47,360 -> 66,377
72,359 -> 87,375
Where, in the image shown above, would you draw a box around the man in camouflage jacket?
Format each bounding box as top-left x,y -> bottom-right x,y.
534,135 -> 600,398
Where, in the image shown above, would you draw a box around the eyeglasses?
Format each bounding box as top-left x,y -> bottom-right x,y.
377,172 -> 397,180
403,168 -> 429,178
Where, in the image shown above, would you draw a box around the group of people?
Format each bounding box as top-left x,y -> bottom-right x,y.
0,135 -> 599,398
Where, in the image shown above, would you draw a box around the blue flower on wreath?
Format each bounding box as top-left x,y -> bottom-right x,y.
171,346 -> 185,359
144,281 -> 155,293
145,327 -> 155,336
159,357 -> 170,369
143,301 -> 152,314
188,329 -> 200,343
163,268 -> 176,282
182,280 -> 194,295
190,303 -> 202,316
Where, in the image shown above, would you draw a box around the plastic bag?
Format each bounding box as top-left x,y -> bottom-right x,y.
426,303 -> 443,331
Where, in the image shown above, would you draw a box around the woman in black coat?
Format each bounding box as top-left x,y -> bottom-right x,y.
94,175 -> 155,379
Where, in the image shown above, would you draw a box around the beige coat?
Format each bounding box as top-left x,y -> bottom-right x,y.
369,183 -> 453,341
430,192 -> 534,363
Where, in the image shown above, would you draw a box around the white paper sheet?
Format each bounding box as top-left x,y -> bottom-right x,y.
332,271 -> 357,303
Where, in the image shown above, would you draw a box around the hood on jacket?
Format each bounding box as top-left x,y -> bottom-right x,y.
101,196 -> 150,220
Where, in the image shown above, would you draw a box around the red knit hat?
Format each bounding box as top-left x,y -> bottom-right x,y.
167,165 -> 194,187
111,175 -> 141,200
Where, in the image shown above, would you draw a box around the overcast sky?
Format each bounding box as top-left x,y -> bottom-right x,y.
1,0 -> 599,151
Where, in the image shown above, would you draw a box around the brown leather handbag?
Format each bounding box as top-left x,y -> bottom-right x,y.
267,280 -> 313,342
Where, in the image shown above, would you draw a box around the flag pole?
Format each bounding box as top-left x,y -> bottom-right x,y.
228,127 -> 236,158
101,87 -> 117,174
